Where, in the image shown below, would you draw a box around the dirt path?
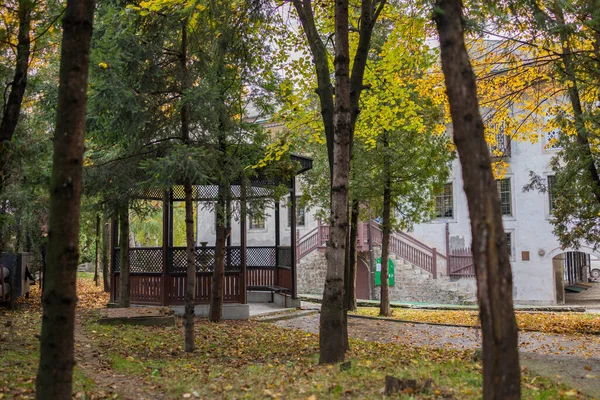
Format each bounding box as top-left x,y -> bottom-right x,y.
276,314 -> 600,397
74,316 -> 165,400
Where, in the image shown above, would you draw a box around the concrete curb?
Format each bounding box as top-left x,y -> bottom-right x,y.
348,314 -> 600,335
300,295 -> 587,312
257,309 -> 319,323
348,313 -> 479,330
249,307 -> 299,320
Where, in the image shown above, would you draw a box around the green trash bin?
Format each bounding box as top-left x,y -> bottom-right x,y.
374,257 -> 395,286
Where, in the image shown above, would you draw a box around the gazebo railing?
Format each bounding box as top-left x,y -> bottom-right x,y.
111,245 -> 293,305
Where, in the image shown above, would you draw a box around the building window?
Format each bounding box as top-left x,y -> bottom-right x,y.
249,207 -> 265,230
548,175 -> 557,211
505,232 -> 513,258
496,179 -> 512,216
489,132 -> 511,157
545,129 -> 561,149
288,200 -> 306,227
435,183 -> 453,219
487,121 -> 511,157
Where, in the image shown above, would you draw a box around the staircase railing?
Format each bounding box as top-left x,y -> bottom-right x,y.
369,223 -> 439,278
448,247 -> 475,277
296,227 -> 320,262
444,223 -> 475,278
296,221 -> 442,279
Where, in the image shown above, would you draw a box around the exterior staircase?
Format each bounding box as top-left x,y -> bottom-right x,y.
295,221 -> 477,305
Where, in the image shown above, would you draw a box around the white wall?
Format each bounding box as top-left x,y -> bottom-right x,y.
411,136 -> 566,304
195,176 -> 320,247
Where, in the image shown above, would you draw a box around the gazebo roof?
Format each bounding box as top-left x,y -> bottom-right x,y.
133,153 -> 313,201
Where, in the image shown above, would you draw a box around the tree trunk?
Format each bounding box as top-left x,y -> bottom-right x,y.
210,184 -> 227,322
15,212 -> 22,252
102,221 -> 110,293
345,199 -> 359,311
0,0 -> 32,190
320,0 -> 352,365
379,132 -> 392,317
183,182 -> 196,348
118,202 -> 130,308
35,1 -> 94,398
367,214 -> 375,300
209,36 -> 231,323
552,4 -> 600,204
94,214 -> 100,286
433,1 -> 521,398
179,19 -> 196,352
292,1 -> 335,173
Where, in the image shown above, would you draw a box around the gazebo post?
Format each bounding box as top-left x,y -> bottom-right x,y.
169,190 -> 174,247
161,190 -> 169,306
240,179 -> 247,304
110,215 -> 118,303
274,199 -> 280,287
226,197 -> 232,269
290,178 -> 297,299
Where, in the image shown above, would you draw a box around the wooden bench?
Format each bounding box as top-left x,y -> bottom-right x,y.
247,285 -> 290,303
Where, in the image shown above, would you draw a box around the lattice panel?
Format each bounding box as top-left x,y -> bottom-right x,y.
169,184 -> 276,201
112,248 -> 163,273
130,249 -> 163,273
226,248 -> 241,271
277,247 -> 292,268
113,249 -> 120,272
167,247 -> 242,273
168,248 -> 188,273
196,248 -> 215,273
171,185 -> 207,201
247,247 -> 276,268
116,246 -> 281,274
132,188 -> 164,200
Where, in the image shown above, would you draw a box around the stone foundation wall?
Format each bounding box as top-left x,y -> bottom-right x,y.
297,249 -> 476,304
296,248 -> 476,304
370,278 -> 475,304
297,249 -> 327,295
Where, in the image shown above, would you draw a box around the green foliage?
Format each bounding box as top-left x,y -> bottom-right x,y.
288,4 -> 452,227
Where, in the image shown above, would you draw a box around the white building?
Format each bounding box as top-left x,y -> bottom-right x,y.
193,131 -> 600,305
411,132 -> 600,305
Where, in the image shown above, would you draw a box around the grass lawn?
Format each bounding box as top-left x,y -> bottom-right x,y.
77,271 -> 96,280
85,317 -> 586,399
0,284 -> 98,399
351,307 -> 600,335
0,277 -> 589,399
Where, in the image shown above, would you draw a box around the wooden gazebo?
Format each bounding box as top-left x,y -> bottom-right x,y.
110,155 -> 312,306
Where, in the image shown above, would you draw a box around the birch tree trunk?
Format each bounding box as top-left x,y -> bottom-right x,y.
433,1 -> 521,398
35,1 -> 94,397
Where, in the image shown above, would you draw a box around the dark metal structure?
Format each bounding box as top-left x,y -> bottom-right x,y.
110,155 -> 312,306
0,253 -> 34,308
